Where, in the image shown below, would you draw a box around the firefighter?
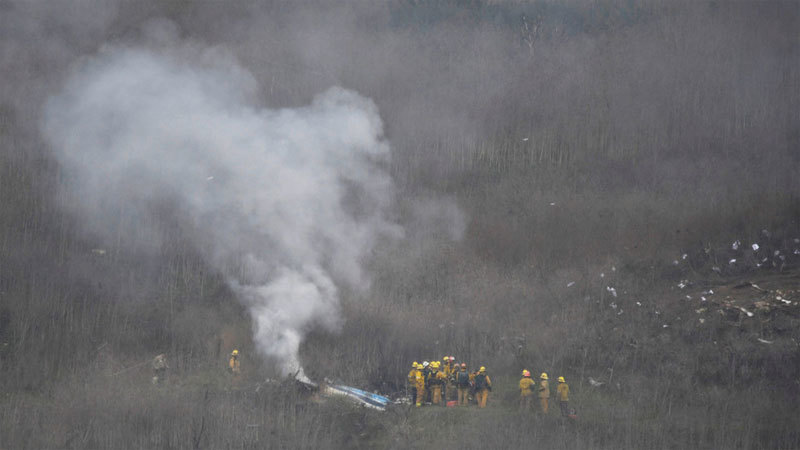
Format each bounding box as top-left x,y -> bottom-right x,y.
442,356 -> 452,376
425,361 -> 442,405
430,361 -> 446,405
519,369 -> 534,411
414,364 -> 426,407
442,356 -> 454,400
446,357 -> 458,401
422,361 -> 432,403
455,363 -> 471,406
538,372 -> 550,413
408,362 -> 420,404
151,354 -> 168,385
557,376 -> 570,416
229,349 -> 241,375
474,366 -> 492,408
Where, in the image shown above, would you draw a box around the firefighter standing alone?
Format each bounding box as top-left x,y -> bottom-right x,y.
229,349 -> 241,375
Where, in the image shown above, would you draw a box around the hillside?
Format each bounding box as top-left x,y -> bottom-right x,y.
1,1 -> 799,449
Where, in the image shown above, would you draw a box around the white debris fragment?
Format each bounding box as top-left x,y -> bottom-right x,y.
588,377 -> 604,387
729,259 -> 736,264
732,240 -> 741,250
781,298 -> 792,305
662,324 -> 669,328
762,257 -> 769,262
549,202 -> 556,206
611,266 -> 616,272
206,176 -> 214,181
685,295 -> 692,300
636,301 -> 642,306
712,266 -> 721,273
522,137 -> 529,141
617,310 -> 624,315
91,248 -> 106,255
610,302 -> 617,309
751,244 -> 759,251
794,249 -> 800,255
678,281 -> 686,289
757,338 -> 773,344
606,286 -> 617,297
655,310 -> 661,315
672,260 -> 679,265
698,318 -> 705,324
774,250 -> 780,256
739,307 -> 754,317
600,273 -> 605,278
756,263 -> 762,268
682,253 -> 688,260
708,289 -> 714,295
567,281 -> 575,287
701,296 -> 707,302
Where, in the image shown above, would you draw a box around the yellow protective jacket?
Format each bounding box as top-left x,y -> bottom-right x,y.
519,377 -> 535,396
408,369 -> 417,385
435,371 -> 448,385
414,370 -> 425,390
557,382 -> 569,401
443,363 -> 453,378
538,380 -> 550,398
229,356 -> 240,373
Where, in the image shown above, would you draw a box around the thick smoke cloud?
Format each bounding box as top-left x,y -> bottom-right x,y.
42,44 -> 402,377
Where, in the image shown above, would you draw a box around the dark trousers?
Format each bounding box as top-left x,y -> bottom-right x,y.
560,400 -> 569,416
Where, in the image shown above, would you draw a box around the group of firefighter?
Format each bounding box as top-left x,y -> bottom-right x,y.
407,356 -> 571,415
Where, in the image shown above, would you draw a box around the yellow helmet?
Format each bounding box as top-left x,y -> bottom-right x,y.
412,361 -> 419,368
232,349 -> 239,356
442,356 -> 449,361
558,376 -> 565,383
479,366 -> 486,373
540,372 -> 548,380
433,361 -> 441,368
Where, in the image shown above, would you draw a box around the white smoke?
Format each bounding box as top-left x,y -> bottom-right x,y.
42,44 -> 402,377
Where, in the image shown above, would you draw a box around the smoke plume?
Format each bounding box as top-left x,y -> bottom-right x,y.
42,44 -> 402,378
